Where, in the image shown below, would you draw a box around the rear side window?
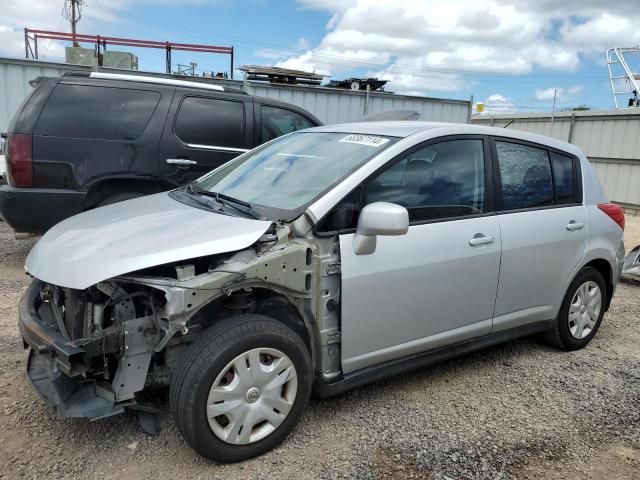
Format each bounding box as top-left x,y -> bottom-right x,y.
496,141 -> 553,210
260,105 -> 314,143
175,96 -> 245,148
550,151 -> 577,204
34,84 -> 159,140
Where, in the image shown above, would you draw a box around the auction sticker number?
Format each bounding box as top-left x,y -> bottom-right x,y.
339,134 -> 390,147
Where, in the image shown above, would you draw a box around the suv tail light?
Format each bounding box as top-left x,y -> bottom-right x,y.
598,203 -> 625,230
6,133 -> 33,187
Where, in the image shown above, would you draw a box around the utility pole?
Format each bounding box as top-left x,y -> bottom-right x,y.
63,0 -> 83,47
551,88 -> 558,124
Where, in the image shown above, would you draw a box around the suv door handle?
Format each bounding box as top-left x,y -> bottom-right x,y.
566,220 -> 584,231
166,158 -> 197,165
469,234 -> 495,246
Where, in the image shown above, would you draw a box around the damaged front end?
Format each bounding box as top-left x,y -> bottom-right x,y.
21,277 -> 164,420
19,220 -> 341,423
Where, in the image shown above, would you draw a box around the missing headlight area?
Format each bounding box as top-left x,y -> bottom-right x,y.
23,230 -> 340,432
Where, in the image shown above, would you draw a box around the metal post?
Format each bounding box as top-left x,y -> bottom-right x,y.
166,42 -> 171,73
467,95 -> 474,123
97,35 -> 103,67
71,0 -> 79,47
568,113 -> 576,143
230,47 -> 234,79
551,88 -> 557,123
24,28 -> 28,59
363,84 -> 371,115
34,34 -> 39,59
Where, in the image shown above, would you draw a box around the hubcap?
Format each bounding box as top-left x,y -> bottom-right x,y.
568,281 -> 602,340
206,348 -> 298,445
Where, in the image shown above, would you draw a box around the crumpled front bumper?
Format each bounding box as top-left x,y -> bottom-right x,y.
19,280 -> 123,420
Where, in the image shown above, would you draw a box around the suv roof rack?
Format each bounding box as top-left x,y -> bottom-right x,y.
63,72 -> 233,93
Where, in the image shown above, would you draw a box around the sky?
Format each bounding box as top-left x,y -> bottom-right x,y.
1,0 -> 639,113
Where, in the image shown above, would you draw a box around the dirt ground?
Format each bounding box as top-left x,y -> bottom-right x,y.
0,217 -> 639,480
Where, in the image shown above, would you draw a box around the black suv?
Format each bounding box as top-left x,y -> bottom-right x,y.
0,72 -> 320,234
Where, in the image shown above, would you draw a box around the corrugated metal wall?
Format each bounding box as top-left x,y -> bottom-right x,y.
0,57 -> 470,132
472,110 -> 640,208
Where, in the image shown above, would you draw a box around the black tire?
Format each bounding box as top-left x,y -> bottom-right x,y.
170,315 -> 312,462
545,266 -> 607,350
97,191 -> 144,207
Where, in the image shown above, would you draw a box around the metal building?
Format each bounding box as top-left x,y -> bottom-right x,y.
0,57 -> 471,133
472,109 -> 640,211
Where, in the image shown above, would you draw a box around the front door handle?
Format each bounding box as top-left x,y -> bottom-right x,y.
566,220 -> 584,231
166,158 -> 197,165
469,234 -> 495,246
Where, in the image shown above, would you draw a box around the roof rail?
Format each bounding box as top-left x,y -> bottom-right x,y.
85,72 -> 226,92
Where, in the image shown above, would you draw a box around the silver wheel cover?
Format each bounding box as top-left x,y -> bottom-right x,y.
568,281 -> 602,340
206,347 -> 298,445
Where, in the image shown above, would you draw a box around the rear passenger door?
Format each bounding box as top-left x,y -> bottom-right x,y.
159,92 -> 253,184
491,139 -> 586,332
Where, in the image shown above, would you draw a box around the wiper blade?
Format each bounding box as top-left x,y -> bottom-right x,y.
185,182 -> 263,220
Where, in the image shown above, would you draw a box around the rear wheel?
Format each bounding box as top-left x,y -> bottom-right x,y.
545,266 -> 607,350
170,315 -> 312,462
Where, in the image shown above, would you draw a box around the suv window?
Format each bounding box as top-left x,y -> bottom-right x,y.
34,84 -> 160,140
365,139 -> 486,222
496,141 -> 553,210
261,105 -> 314,143
175,96 -> 245,148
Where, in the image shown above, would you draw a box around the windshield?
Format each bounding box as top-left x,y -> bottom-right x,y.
195,131 -> 398,219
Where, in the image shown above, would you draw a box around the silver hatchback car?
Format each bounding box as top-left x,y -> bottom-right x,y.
20,122 -> 625,462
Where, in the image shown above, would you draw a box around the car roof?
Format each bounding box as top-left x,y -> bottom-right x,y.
305,121 -> 583,157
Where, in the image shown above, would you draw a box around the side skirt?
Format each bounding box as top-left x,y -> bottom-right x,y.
313,320 -> 554,398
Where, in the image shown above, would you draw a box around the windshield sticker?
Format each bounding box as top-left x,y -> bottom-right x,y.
339,134 -> 390,147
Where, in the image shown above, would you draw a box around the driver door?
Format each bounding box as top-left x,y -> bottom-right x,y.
336,137 -> 502,373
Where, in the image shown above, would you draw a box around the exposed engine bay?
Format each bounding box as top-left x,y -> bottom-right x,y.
23,218 -> 342,425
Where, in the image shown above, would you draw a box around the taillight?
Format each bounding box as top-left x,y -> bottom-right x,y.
598,203 -> 625,230
6,133 -> 33,187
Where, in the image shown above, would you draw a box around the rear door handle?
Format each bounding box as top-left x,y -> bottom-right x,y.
566,220 -> 584,231
166,158 -> 197,165
469,234 -> 495,246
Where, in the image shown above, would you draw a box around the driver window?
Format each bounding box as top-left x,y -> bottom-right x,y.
365,139 -> 486,222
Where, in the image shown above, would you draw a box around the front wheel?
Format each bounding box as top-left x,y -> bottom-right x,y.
545,266 -> 607,350
170,315 -> 312,462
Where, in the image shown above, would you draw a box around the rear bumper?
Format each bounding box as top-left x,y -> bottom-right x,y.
19,280 -> 123,419
0,186 -> 85,234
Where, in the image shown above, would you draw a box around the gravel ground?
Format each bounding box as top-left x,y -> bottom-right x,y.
0,218 -> 639,480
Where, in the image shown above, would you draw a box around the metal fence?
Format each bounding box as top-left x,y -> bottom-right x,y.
0,57 -> 471,133
472,110 -> 640,209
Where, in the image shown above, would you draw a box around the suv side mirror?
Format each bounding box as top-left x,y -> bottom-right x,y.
353,202 -> 409,255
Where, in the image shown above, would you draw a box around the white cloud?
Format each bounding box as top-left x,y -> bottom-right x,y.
478,93 -> 516,114
295,37 -> 311,50
534,86 -> 583,101
283,0 -> 640,95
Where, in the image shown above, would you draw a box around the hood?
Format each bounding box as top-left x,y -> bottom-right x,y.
26,192 -> 272,289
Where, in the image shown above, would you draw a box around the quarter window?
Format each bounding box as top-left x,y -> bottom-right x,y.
175,97 -> 245,148
260,106 -> 315,142
35,84 -> 159,141
496,142 -> 553,210
550,151 -> 577,204
364,139 -> 486,222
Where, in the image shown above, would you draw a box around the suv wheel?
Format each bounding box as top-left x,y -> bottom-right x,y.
545,266 -> 607,350
170,315 -> 312,462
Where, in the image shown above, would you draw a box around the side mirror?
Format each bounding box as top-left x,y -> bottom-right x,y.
353,202 -> 409,255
